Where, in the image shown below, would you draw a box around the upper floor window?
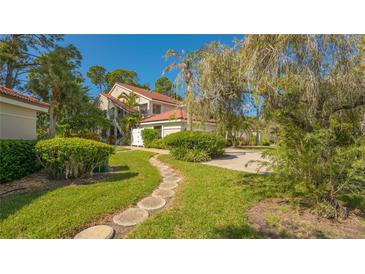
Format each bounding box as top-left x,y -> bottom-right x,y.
153,104 -> 161,114
139,103 -> 148,116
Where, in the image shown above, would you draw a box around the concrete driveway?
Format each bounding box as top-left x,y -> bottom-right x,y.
203,147 -> 271,173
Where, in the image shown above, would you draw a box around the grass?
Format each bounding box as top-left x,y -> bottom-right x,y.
114,146 -> 131,152
0,151 -> 159,239
128,154 -> 282,239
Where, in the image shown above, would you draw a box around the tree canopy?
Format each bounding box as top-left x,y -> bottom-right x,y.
87,65 -> 149,93
0,34 -> 63,89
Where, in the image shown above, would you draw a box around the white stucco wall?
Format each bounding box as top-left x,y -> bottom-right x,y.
140,121 -> 184,138
0,101 -> 38,140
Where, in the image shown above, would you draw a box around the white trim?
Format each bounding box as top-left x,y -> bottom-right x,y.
0,96 -> 48,112
150,99 -> 179,107
140,119 -> 216,126
0,111 -> 37,120
140,119 -> 184,125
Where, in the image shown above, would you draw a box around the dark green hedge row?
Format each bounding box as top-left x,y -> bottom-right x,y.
164,131 -> 226,162
0,140 -> 40,184
35,137 -> 114,179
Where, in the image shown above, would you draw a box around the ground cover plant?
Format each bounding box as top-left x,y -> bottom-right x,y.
0,151 -> 159,238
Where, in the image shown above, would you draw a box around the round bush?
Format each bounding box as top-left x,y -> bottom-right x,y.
164,131 -> 226,162
35,138 -> 114,179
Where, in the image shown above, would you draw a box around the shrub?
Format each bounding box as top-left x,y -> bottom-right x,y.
142,129 -> 159,148
35,138 -> 114,179
164,131 -> 226,162
0,140 -> 40,183
171,147 -> 210,162
149,138 -> 166,149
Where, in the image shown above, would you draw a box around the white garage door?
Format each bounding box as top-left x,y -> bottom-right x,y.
131,128 -> 144,146
163,127 -> 181,137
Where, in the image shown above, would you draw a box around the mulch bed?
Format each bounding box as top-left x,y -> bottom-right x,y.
246,198 -> 365,239
0,169 -> 115,198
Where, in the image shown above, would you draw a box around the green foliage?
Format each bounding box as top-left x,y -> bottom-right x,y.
57,93 -> 111,137
119,113 -> 141,145
170,147 -> 210,162
35,138 -> 113,179
0,34 -> 62,89
86,65 -> 107,92
149,138 -> 166,149
141,129 -> 159,148
0,140 -> 40,183
27,45 -> 83,137
155,76 -> 173,94
154,76 -> 182,99
164,131 -> 226,162
238,35 -> 365,218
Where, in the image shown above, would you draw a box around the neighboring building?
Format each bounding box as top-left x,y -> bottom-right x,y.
0,86 -> 49,140
96,83 -> 215,146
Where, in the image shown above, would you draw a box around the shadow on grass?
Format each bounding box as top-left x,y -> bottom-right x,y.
0,190 -> 47,222
213,224 -> 260,239
111,165 -> 130,172
101,172 -> 139,183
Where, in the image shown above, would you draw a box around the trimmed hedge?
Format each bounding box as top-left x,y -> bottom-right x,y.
149,138 -> 166,149
164,131 -> 226,162
142,129 -> 159,148
35,138 -> 114,179
0,140 -> 40,184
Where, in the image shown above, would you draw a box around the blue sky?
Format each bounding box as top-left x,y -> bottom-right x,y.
63,34 -> 243,97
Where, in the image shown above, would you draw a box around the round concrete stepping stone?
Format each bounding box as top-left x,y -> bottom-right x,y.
113,208 -> 149,226
159,181 -> 178,190
74,225 -> 114,239
137,196 -> 166,211
152,188 -> 175,199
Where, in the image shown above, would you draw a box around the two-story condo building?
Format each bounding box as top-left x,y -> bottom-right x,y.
96,82 -> 215,145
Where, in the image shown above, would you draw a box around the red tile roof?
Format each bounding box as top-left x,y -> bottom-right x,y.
101,93 -> 137,113
141,108 -> 187,123
116,83 -> 181,105
0,86 -> 49,108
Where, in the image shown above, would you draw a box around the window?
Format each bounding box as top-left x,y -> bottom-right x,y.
153,104 -> 161,114
139,103 -> 148,116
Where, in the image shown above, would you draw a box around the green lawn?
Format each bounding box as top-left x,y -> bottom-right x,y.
0,151 -> 159,239
114,146 -> 131,152
128,154 -> 281,239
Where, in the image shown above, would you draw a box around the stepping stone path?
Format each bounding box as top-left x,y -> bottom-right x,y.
74,154 -> 182,239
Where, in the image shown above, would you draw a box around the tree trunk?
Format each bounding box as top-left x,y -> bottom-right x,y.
48,103 -> 56,138
186,85 -> 193,131
5,63 -> 15,89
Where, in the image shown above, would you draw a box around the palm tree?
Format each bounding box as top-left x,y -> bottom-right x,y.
163,49 -> 197,131
118,92 -> 139,109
